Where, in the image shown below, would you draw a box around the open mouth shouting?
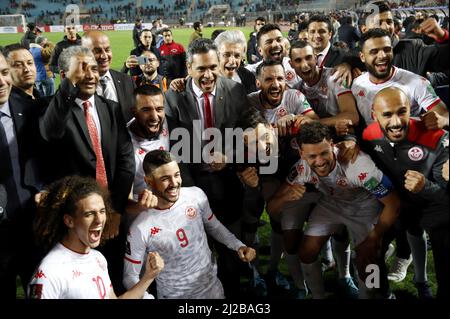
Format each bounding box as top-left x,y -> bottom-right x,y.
269,47 -> 283,61
200,77 -> 215,92
88,227 -> 103,244
386,125 -> 405,140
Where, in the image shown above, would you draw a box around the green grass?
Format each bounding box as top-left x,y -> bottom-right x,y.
4,27 -> 436,299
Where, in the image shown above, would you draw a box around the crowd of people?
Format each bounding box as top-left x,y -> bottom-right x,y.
0,1 -> 448,300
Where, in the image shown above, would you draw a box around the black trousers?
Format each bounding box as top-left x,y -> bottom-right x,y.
0,217 -> 43,299
194,168 -> 245,298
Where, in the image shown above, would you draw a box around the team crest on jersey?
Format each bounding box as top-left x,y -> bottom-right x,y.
161,128 -> 169,137
159,146 -> 165,150
357,90 -> 365,97
138,148 -> 145,155
185,206 -> 197,219
276,107 -> 287,118
286,71 -> 295,81
336,177 -> 348,187
150,226 -> 162,236
29,284 -> 43,299
408,146 -> 424,161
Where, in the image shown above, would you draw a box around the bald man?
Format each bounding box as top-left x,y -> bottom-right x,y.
82,31 -> 136,124
362,87 -> 449,299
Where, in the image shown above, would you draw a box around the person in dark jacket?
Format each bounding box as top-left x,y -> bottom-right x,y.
132,18 -> 143,48
158,28 -> 187,81
49,24 -> 81,73
122,29 -> 160,77
20,22 -> 38,50
338,16 -> 360,49
247,17 -> 266,64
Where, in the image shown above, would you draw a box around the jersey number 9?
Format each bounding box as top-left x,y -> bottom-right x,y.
176,228 -> 189,247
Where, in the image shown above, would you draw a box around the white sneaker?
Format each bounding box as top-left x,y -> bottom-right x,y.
384,243 -> 396,262
387,255 -> 413,282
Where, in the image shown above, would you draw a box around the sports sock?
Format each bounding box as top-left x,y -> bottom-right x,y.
332,237 -> 351,279
407,231 -> 428,283
301,259 -> 325,299
286,253 -> 306,290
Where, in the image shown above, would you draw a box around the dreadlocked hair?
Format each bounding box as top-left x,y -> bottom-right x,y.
33,175 -> 112,252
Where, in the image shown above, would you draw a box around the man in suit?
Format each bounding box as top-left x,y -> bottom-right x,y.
165,38 -> 249,298
308,14 -> 347,68
39,45 -> 135,295
81,31 -> 136,125
0,52 -> 46,298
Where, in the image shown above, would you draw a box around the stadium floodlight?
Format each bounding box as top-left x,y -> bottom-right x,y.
0,14 -> 26,32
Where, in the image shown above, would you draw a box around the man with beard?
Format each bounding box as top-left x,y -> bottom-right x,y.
269,122 -> 401,299
49,24 -> 81,74
123,150 -> 256,298
214,30 -> 257,94
132,51 -> 168,91
82,31 -> 136,124
164,38 -> 250,298
289,40 -> 359,135
245,24 -> 300,88
247,60 -> 319,297
127,85 -> 169,209
362,87 -> 449,299
352,28 -> 448,130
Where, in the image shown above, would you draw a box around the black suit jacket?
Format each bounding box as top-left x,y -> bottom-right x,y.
323,45 -> 347,68
237,66 -> 257,94
109,69 -> 136,124
4,90 -> 45,194
164,77 -> 249,224
39,79 -> 135,212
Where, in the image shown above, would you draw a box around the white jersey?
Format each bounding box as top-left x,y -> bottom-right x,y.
124,187 -> 244,299
28,243 -> 112,299
286,147 -> 393,204
245,56 -> 301,88
248,89 -> 313,124
293,67 -> 352,118
128,119 -> 170,199
352,66 -> 442,125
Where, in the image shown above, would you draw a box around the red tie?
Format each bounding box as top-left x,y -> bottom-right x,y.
203,92 -> 213,129
83,101 -> 108,188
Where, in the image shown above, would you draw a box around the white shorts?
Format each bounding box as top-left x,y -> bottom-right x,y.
281,191 -> 322,230
304,197 -> 381,246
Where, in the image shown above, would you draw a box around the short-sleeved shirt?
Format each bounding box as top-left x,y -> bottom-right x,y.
124,187 -> 244,299
293,67 -> 352,118
28,243 -> 112,299
248,89 -> 313,124
352,66 -> 441,125
286,147 -> 393,204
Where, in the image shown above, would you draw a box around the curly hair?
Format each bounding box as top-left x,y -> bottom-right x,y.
33,176 -> 112,252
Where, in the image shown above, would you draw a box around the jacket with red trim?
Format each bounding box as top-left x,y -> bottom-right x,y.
362,119 -> 448,229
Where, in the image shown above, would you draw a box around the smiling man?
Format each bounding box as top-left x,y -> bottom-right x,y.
352,28 -> 449,130
164,38 -> 250,298
127,85 -> 170,205
123,150 -> 255,299
269,122 -> 400,299
82,31 -> 136,124
363,87 -> 449,299
39,45 -> 135,294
